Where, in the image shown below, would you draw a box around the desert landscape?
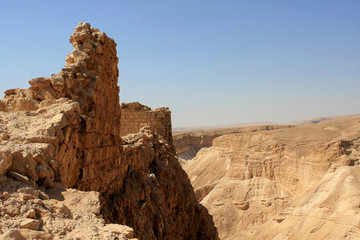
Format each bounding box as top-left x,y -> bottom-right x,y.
176,117 -> 360,239
0,2 -> 359,239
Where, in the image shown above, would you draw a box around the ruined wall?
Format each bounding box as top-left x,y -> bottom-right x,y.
120,102 -> 172,143
0,22 -> 121,190
0,23 -> 219,240
60,22 -> 122,191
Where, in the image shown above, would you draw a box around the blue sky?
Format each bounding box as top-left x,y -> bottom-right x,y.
1,1 -> 359,127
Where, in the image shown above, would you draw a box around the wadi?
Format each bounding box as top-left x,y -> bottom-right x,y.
175,117 -> 360,239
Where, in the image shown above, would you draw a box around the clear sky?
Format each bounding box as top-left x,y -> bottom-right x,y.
0,0 -> 359,127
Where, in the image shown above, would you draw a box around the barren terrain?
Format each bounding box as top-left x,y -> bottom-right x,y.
182,117 -> 360,239
174,125 -> 292,161
0,177 -> 135,240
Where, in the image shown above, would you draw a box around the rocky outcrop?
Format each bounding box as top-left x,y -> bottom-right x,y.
0,177 -> 136,240
0,22 -> 120,189
103,126 -> 217,239
173,132 -> 219,160
183,118 -> 360,239
0,23 -> 218,240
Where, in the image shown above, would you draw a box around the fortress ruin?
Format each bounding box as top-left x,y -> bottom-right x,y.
120,102 -> 172,143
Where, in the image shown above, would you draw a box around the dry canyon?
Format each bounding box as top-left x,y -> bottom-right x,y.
176,117 -> 360,239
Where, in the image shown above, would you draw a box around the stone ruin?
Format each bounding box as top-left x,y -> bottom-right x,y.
0,23 -> 218,239
120,102 -> 172,143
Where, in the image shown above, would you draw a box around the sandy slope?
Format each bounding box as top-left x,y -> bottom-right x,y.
183,117 -> 360,239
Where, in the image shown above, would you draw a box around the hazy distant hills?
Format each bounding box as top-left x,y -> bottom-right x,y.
173,113 -> 360,132
173,122 -> 278,132
291,113 -> 360,126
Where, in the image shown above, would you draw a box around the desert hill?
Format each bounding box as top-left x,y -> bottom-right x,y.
173,125 -> 293,161
182,117 -> 360,239
292,113 -> 360,126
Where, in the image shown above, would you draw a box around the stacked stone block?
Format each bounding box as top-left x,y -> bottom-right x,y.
120,102 -> 172,144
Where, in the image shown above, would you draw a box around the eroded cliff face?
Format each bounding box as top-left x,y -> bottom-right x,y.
183,118 -> 360,239
173,125 -> 291,161
103,126 -> 217,239
0,23 -> 218,240
174,132 -> 218,160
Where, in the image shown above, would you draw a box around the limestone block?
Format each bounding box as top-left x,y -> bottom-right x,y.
0,151 -> 12,175
26,209 -> 37,219
20,219 -> 41,230
0,229 -> 53,240
50,74 -> 65,92
4,88 -> 17,96
29,78 -> 51,88
102,224 -> 135,238
4,203 -> 21,216
51,114 -> 68,129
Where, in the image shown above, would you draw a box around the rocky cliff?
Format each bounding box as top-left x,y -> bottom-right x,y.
183,118 -> 360,239
0,23 -> 218,240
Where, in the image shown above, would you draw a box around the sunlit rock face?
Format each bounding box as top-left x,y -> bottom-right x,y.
183,118 -> 360,239
0,23 -> 219,240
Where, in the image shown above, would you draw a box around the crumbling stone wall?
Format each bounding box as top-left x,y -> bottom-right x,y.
0,23 -> 219,240
59,22 -> 122,191
0,22 -> 121,190
120,102 -> 172,143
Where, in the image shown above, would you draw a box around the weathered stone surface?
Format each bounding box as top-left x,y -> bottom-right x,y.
20,219 -> 41,230
102,224 -> 135,238
183,118 -> 360,240
29,77 -> 51,88
120,102 -> 173,143
0,229 -> 52,240
102,127 -> 218,239
173,125 -> 290,160
4,203 -> 21,217
0,22 -> 219,240
0,178 -> 135,239
0,151 -> 12,175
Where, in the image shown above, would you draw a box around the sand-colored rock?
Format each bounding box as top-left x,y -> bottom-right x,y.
0,229 -> 53,240
20,219 -> 41,230
0,177 -> 136,240
0,22 -> 218,239
103,125 -> 218,239
174,125 -> 291,160
120,102 -> 173,143
183,118 -> 360,239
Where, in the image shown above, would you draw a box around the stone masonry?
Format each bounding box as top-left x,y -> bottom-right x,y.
120,102 -> 172,143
